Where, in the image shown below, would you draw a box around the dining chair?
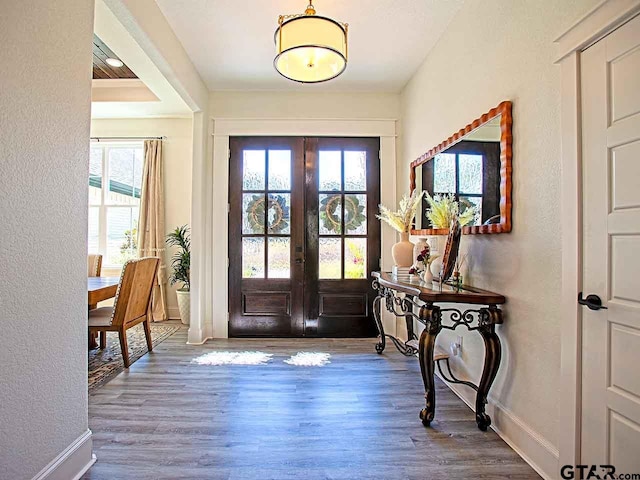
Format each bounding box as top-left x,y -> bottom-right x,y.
87,254 -> 103,310
88,253 -> 103,277
88,257 -> 159,368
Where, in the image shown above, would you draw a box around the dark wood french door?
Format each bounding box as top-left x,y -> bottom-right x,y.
228,136 -> 380,337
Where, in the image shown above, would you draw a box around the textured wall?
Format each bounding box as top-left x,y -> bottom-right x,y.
0,1 -> 94,478
210,91 -> 400,119
399,0 -> 600,458
90,117 -> 193,318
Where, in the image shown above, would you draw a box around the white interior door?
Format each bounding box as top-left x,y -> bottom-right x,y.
581,14 -> 640,469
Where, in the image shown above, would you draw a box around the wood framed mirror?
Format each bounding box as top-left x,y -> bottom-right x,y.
410,101 -> 512,235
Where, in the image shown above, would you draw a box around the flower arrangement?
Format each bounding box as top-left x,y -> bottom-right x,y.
424,192 -> 478,229
409,244 -> 439,277
376,190 -> 424,233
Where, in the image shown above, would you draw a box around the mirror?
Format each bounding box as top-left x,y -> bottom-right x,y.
410,101 -> 512,235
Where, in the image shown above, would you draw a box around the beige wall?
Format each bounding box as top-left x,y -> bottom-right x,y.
210,91 -> 400,119
90,117 -> 193,319
0,1 -> 95,478
399,0 -> 600,475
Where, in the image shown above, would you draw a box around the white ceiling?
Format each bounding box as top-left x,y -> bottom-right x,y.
92,0 -> 192,119
155,0 -> 465,92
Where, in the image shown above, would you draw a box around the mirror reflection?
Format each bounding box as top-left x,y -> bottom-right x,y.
414,115 -> 502,229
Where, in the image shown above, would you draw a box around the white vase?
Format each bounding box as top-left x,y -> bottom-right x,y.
176,289 -> 190,325
392,231 -> 414,267
420,269 -> 434,285
430,258 -> 443,280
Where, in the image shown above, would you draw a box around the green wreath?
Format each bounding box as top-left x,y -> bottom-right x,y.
246,194 -> 290,234
320,194 -> 366,233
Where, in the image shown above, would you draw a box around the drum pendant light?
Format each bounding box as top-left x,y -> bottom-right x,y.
274,1 -> 348,83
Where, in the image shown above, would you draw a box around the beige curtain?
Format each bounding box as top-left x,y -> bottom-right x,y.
137,139 -> 168,322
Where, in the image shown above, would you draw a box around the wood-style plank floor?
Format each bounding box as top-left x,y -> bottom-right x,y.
83,325 -> 539,480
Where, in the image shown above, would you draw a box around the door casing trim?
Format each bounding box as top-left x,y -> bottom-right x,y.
201,118 -> 397,340
556,0 -> 640,468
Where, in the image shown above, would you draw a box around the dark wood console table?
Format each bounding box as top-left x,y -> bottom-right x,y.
371,271 -> 506,431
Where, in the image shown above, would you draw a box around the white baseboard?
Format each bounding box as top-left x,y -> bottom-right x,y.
437,372 -> 558,480
168,306 -> 180,319
32,429 -> 96,480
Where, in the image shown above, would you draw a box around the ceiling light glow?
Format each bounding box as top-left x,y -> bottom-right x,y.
105,57 -> 124,68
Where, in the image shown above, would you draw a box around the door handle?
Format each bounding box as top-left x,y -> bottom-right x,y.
295,258 -> 305,264
578,292 -> 608,311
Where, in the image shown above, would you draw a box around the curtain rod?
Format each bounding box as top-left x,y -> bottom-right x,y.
90,136 -> 165,141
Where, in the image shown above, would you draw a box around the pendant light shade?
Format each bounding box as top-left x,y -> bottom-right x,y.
274,2 -> 348,83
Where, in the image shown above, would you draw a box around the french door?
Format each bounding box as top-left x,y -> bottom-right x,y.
228,136 -> 380,337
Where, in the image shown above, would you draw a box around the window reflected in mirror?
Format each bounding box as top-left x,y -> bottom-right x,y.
414,116 -> 502,230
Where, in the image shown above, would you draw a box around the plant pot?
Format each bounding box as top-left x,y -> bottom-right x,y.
176,289 -> 190,325
392,231 -> 414,267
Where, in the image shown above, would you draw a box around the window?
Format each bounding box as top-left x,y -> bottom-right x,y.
89,143 -> 143,267
433,151 -> 484,221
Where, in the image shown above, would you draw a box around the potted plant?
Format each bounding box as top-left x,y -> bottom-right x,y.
166,225 -> 190,325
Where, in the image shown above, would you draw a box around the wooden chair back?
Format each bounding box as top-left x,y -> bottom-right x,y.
88,254 -> 102,277
111,257 -> 159,327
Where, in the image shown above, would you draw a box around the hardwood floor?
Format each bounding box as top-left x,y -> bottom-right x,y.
83,325 -> 539,480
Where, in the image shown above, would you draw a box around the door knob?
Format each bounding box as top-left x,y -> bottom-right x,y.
295,258 -> 305,264
578,292 -> 608,311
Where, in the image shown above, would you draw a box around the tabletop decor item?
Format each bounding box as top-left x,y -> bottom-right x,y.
376,190 -> 424,267
439,218 -> 462,285
452,253 -> 468,291
166,225 -> 191,324
409,243 -> 439,284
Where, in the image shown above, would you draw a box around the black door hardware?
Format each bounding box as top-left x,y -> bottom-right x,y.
578,292 -> 608,311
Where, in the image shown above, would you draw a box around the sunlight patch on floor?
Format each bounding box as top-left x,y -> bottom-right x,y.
191,351 -> 273,365
284,352 -> 331,367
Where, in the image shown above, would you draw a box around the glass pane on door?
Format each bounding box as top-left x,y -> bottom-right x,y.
241,149 -> 293,279
318,149 -> 369,280
319,238 -> 342,279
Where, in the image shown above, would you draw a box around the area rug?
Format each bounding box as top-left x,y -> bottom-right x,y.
284,352 -> 331,366
191,351 -> 273,366
88,323 -> 180,392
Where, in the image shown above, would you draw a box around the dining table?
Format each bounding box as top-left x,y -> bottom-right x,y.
87,276 -> 120,348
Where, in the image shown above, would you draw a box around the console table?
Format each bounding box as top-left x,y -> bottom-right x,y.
371,271 -> 506,431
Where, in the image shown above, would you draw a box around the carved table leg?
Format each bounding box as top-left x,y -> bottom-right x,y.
418,304 -> 442,427
372,294 -> 386,354
475,307 -> 503,431
404,295 -> 417,341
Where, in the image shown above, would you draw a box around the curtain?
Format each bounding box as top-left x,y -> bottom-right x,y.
137,139 -> 168,322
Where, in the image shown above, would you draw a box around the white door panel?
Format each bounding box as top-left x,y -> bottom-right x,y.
581,13 -> 640,468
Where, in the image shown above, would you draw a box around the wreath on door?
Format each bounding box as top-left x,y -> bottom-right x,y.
320,194 -> 366,233
245,194 -> 290,234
